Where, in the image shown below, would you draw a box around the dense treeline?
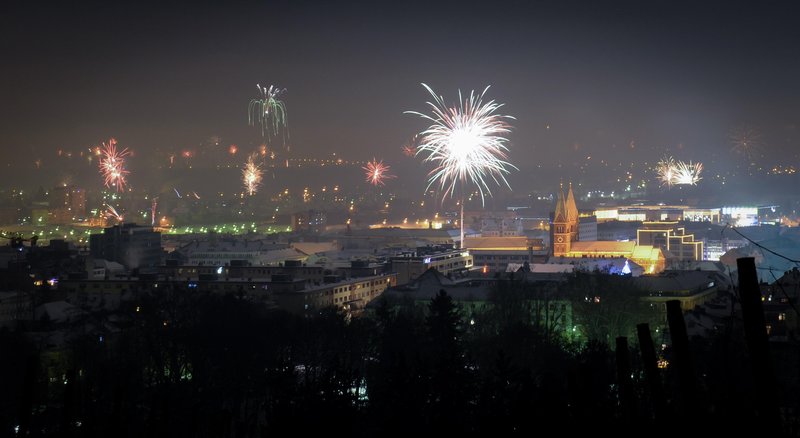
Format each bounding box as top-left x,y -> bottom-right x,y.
2,276 -> 800,436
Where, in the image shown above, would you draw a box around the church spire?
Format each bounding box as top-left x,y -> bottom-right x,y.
566,182 -> 578,222
554,182 -> 567,222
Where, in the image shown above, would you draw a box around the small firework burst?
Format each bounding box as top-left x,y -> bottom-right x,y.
655,156 -> 702,187
98,138 -> 131,192
729,126 -> 762,161
242,153 -> 263,195
248,84 -> 288,139
402,134 -> 420,157
363,158 -> 395,186
656,156 -> 677,187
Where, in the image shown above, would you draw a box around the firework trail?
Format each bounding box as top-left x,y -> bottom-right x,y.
242,153 -> 263,195
174,188 -> 182,198
363,158 -> 395,186
406,83 -> 516,204
98,138 -> 131,192
248,84 -> 288,140
104,204 -> 123,223
151,198 -> 158,226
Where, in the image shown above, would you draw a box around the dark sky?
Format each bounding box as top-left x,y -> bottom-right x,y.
2,0 -> 799,182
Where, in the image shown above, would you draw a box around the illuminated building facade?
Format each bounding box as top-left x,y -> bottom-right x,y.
721,206 -> 758,227
637,221 -> 704,262
703,237 -> 747,261
683,208 -> 721,223
560,241 -> 665,274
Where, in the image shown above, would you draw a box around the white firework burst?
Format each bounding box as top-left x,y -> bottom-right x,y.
406,83 -> 516,205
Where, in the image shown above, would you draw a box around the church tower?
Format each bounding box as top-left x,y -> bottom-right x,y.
552,182 -> 579,256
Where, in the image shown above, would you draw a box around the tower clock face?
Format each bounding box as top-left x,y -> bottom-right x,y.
556,236 -> 563,243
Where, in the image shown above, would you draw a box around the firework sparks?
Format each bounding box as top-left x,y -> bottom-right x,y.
730,126 -> 762,161
656,156 -> 677,187
655,157 -> 702,187
673,161 -> 703,185
248,84 -> 288,139
363,158 -> 395,186
242,153 -> 263,195
406,83 -> 516,204
98,138 -> 131,192
402,134 -> 419,157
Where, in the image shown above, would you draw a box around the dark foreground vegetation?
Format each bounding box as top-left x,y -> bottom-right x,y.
2,277 -> 800,437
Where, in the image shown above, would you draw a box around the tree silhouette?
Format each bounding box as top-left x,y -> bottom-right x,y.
425,289 -> 471,434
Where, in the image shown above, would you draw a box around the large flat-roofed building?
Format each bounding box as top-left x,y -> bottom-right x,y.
479,216 -> 523,237
634,270 -> 723,320
578,213 -> 597,241
89,223 -> 162,270
390,246 -> 473,285
273,273 -> 397,317
595,205 -> 722,224
60,272 -> 397,317
181,241 -> 304,266
464,236 -> 547,272
161,258 -> 383,286
50,184 -> 87,224
0,291 -> 34,328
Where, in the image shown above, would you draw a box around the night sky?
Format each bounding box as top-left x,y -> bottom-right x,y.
2,0 -> 800,189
